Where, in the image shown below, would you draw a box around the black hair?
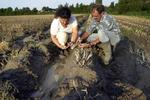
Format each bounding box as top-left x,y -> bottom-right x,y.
91,4 -> 105,14
55,6 -> 71,19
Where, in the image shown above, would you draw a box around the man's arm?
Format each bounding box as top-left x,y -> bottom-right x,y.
81,32 -> 89,40
79,37 -> 101,48
79,19 -> 96,43
89,38 -> 100,46
78,32 -> 89,43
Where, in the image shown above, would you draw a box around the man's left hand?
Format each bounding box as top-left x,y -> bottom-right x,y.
79,43 -> 90,48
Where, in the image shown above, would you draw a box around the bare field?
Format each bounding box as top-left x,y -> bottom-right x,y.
0,14 -> 85,41
114,15 -> 150,61
0,14 -> 150,60
0,15 -> 54,41
0,15 -> 150,99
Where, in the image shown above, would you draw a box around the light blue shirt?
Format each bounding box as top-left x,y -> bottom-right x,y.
86,13 -> 121,46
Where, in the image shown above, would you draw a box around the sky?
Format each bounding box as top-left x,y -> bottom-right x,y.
0,0 -> 118,10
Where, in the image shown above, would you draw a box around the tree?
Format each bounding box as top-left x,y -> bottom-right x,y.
95,0 -> 102,4
0,8 -> 5,15
22,7 -> 31,14
107,2 -> 115,13
42,7 -> 49,12
6,7 -> 13,15
64,3 -> 69,7
69,4 -> 74,10
32,8 -> 38,14
117,0 -> 130,14
110,2 -> 115,9
58,4 -> 63,9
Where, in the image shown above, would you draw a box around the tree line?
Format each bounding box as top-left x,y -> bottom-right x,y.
0,3 -> 93,16
108,0 -> 150,15
0,0 -> 150,16
0,7 -> 55,16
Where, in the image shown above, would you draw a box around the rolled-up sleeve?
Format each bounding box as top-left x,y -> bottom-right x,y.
97,30 -> 109,43
103,16 -> 121,45
86,21 -> 96,34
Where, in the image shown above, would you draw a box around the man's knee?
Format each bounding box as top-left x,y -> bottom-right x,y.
98,42 -> 112,65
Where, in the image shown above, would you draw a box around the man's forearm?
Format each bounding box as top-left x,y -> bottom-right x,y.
89,38 -> 100,46
80,32 -> 89,41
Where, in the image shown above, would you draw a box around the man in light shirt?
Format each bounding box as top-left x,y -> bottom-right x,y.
50,7 -> 78,49
78,4 -> 121,65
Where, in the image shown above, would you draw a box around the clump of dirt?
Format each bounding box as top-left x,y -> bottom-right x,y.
0,68 -> 37,99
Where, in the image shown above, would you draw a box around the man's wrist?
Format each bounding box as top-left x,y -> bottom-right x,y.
78,37 -> 82,43
88,42 -> 92,47
71,41 -> 75,44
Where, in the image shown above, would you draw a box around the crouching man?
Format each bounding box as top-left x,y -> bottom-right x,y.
78,4 -> 121,65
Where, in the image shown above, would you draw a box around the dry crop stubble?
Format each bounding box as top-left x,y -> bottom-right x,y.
115,15 -> 150,61
0,15 -> 54,41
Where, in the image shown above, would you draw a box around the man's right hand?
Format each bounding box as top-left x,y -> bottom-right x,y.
77,37 -> 82,44
79,43 -> 91,48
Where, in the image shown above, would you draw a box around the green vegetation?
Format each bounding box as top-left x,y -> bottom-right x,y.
0,7 -> 54,15
0,0 -> 150,17
107,0 -> 150,18
0,3 -> 93,16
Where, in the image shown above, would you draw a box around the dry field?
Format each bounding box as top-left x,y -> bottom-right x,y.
114,15 -> 150,61
0,15 -> 54,41
0,14 -> 84,41
0,15 -> 150,99
1,14 -> 149,59
0,15 -> 150,60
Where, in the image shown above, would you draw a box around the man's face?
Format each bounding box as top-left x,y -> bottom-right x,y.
59,17 -> 69,27
92,8 -> 102,22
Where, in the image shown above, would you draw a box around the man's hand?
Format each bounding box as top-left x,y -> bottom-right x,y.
67,42 -> 77,49
77,37 -> 82,44
68,42 -> 74,47
79,43 -> 91,48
